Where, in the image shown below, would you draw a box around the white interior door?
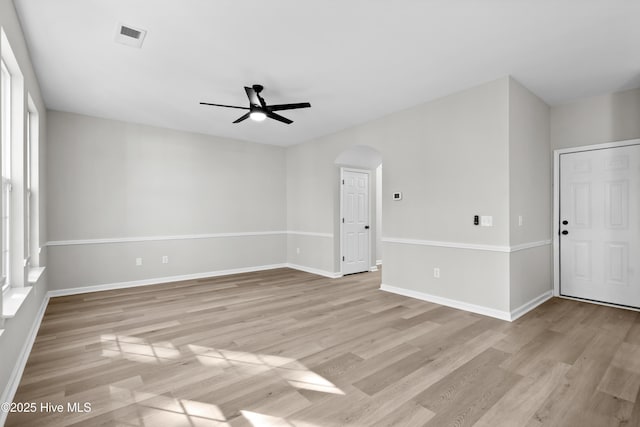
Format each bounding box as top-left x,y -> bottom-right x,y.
342,169 -> 370,275
559,144 -> 640,308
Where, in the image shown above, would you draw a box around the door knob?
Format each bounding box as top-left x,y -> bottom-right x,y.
364,225 -> 370,229
562,220 -> 568,225
561,230 -> 569,235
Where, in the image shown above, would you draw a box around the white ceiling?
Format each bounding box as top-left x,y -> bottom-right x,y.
13,0 -> 640,146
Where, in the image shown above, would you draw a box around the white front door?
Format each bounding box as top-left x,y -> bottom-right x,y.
559,144 -> 640,308
342,169 -> 370,275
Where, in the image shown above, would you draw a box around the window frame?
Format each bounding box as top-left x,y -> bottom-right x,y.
26,96 -> 39,269
1,58 -> 11,293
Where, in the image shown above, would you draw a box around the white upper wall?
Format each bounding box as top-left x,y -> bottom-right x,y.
287,77 -> 510,245
507,78 -> 552,310
508,77 -> 551,246
382,78 -> 510,246
550,87 -> 640,149
47,111 -> 286,241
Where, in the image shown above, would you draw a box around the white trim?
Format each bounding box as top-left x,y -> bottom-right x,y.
46,231 -> 287,247
509,240 -> 553,252
553,149 -> 561,296
380,284 -> 553,322
27,266 -> 45,285
46,231 -> 339,247
510,290 -> 553,321
553,138 -> 640,298
287,231 -> 334,238
369,266 -> 378,272
0,293 -> 49,427
376,259 -> 382,266
554,138 -> 640,156
382,237 -> 551,253
2,287 -> 33,318
46,263 -> 344,298
383,237 -> 509,252
47,264 -> 288,297
286,263 -> 342,279
380,283 -> 511,321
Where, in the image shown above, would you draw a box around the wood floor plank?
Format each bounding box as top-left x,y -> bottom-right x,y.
474,359 -> 572,427
6,267 -> 640,426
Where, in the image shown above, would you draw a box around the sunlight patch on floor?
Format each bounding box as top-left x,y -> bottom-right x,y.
241,410 -> 324,427
241,410 -> 295,427
187,344 -> 344,395
100,334 -> 181,364
109,386 -> 231,426
99,337 -> 343,425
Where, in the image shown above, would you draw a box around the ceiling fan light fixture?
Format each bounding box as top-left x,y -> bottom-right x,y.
250,110 -> 267,122
200,85 -> 310,125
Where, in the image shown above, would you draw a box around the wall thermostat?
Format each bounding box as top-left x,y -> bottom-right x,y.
393,192 -> 402,201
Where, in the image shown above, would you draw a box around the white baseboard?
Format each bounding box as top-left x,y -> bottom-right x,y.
376,260 -> 382,266
510,290 -> 553,321
380,284 -> 512,321
285,263 -> 342,279
369,266 -> 379,272
380,284 -> 554,322
47,263 -> 346,298
47,264 -> 288,297
0,294 -> 49,427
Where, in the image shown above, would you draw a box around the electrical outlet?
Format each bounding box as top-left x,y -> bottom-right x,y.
162,256 -> 169,264
135,257 -> 143,266
296,248 -> 300,255
480,216 -> 493,227
518,215 -> 523,226
433,267 -> 440,278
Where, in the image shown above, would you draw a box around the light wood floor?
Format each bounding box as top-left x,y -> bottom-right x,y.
6,268 -> 640,426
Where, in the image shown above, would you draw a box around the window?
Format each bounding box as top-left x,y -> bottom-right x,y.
25,107 -> 30,265
1,58 -> 10,293
0,28 -> 41,321
26,97 -> 39,269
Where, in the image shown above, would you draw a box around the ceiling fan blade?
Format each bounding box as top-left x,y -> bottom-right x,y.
244,87 -> 261,107
233,112 -> 251,123
267,102 -> 311,112
267,111 -> 293,125
200,102 -> 249,110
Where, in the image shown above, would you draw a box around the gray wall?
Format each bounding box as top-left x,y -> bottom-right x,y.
46,111 -> 287,290
286,77 -> 515,312
0,0 -> 49,414
285,77 -> 555,315
382,78 -> 512,311
507,78 -> 552,310
550,87 -> 640,149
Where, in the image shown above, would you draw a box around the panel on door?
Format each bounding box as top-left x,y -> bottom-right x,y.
342,170 -> 370,275
559,145 -> 640,308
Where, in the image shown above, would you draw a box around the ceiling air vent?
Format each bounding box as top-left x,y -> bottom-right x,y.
120,26 -> 141,39
114,24 -> 147,48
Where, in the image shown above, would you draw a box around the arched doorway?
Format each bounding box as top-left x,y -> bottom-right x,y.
334,145 -> 382,275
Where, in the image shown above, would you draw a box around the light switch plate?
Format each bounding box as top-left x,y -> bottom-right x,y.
480,216 -> 493,227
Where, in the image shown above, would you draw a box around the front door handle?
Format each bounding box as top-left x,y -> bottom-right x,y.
561,230 -> 569,235
364,225 -> 370,229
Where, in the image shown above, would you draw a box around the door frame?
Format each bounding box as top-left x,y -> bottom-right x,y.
553,138 -> 640,300
340,167 -> 372,275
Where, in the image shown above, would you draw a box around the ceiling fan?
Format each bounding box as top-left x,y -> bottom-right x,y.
200,85 -> 311,125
